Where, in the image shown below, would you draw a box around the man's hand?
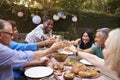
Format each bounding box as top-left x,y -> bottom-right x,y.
49,41 -> 64,52
65,45 -> 77,53
45,38 -> 56,45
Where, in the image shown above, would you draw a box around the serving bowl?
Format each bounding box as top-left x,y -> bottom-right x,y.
63,73 -> 75,80
53,53 -> 68,62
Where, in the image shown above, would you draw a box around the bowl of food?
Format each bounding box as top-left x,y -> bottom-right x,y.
53,53 -> 68,62
65,60 -> 78,66
63,73 -> 75,80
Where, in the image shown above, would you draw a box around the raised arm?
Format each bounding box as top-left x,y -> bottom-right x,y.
37,38 -> 56,48
78,51 -> 105,69
34,41 -> 64,59
25,57 -> 49,67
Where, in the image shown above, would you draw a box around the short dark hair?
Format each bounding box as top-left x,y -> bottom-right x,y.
7,20 -> 17,29
0,19 -> 6,30
43,16 -> 53,22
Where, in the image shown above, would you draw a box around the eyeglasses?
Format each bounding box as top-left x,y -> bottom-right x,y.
2,31 -> 13,36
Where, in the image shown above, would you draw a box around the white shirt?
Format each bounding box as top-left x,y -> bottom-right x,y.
25,24 -> 52,43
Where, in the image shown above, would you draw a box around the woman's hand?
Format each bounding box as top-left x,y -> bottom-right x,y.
71,38 -> 81,46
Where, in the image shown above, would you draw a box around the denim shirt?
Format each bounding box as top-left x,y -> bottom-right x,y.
0,43 -> 34,80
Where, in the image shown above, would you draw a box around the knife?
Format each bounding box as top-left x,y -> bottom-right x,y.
53,73 -> 60,80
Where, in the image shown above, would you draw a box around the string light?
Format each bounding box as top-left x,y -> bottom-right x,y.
13,0 -> 43,9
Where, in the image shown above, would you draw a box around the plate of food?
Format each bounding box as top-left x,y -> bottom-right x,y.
59,48 -> 74,55
80,59 -> 93,66
52,63 -> 66,76
24,66 -> 53,78
78,69 -> 100,78
65,60 -> 78,66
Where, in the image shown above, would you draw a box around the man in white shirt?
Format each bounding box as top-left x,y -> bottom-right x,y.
25,17 -> 53,43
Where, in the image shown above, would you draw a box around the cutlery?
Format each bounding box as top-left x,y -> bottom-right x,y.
53,73 -> 60,80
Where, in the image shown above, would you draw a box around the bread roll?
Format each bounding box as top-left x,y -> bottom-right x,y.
71,62 -> 87,74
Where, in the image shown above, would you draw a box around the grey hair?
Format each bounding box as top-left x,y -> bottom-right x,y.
97,28 -> 110,38
0,19 -> 6,30
0,19 -> 12,31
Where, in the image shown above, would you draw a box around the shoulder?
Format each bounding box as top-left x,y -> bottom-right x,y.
91,44 -> 100,49
10,40 -> 17,44
34,24 -> 44,31
90,44 -> 101,53
0,43 -> 7,48
36,24 -> 44,29
0,43 -> 16,57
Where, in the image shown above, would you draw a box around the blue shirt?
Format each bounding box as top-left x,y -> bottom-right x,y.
9,41 -> 38,51
8,41 -> 38,79
0,43 -> 34,80
91,44 -> 104,59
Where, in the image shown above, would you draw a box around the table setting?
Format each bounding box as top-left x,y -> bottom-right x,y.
24,40 -> 114,80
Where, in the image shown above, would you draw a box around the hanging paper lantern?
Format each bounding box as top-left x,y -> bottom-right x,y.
57,12 -> 63,18
62,15 -> 66,19
53,14 -> 59,21
72,16 -> 78,22
32,15 -> 41,24
17,11 -> 24,17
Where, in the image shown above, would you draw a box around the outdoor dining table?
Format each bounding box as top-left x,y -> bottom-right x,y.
25,55 -> 114,80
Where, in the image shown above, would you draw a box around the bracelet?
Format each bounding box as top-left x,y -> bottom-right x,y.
76,51 -> 78,56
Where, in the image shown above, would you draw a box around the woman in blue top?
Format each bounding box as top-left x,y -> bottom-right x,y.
8,20 -> 56,51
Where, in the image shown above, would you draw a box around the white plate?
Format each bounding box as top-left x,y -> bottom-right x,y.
25,66 -> 53,78
59,50 -> 73,55
80,59 -> 93,65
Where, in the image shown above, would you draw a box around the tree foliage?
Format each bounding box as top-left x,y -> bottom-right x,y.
0,0 -> 120,15
105,0 -> 120,14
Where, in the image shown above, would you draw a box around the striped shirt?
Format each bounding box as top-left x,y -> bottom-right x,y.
25,24 -> 52,43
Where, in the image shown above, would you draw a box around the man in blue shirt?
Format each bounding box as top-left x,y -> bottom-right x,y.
0,19 -> 64,80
